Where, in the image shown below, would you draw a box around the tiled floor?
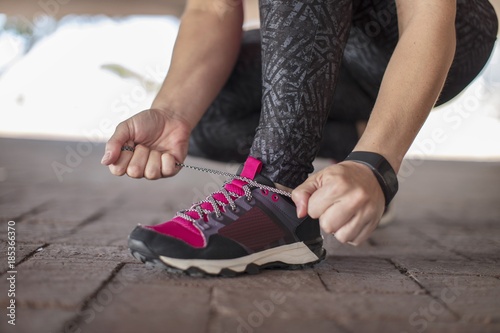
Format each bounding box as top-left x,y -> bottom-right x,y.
0,138 -> 499,333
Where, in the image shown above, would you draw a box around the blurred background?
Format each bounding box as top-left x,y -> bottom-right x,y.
0,0 -> 499,161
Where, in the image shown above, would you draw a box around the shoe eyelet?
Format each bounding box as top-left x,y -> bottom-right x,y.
272,194 -> 279,202
261,189 -> 269,196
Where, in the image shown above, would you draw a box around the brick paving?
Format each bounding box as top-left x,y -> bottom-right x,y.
0,137 -> 499,333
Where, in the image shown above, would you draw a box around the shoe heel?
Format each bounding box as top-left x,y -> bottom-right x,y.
303,236 -> 326,260
295,216 -> 325,260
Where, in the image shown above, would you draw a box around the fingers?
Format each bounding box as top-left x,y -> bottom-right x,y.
102,121 -> 132,165
108,140 -> 135,176
144,150 -> 162,180
334,213 -> 366,244
127,145 -> 150,178
294,163 -> 386,246
292,176 -> 319,218
349,218 -> 380,246
318,202 -> 355,234
107,141 -> 180,179
307,175 -> 351,219
161,153 -> 182,177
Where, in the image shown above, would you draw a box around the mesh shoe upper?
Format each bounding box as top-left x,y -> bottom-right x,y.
146,157 -> 267,248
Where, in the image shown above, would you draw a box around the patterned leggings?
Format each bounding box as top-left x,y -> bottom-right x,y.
189,0 -> 498,188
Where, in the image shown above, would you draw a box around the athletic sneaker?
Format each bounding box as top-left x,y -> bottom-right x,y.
128,156 -> 325,276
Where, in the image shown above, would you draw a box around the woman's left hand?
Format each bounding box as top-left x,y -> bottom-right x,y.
292,161 -> 386,245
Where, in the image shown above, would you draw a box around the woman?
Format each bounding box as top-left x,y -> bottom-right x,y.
101,0 -> 497,276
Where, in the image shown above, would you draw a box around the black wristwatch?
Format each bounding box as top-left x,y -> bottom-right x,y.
344,151 -> 399,206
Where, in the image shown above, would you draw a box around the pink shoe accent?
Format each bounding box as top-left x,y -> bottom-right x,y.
240,156 -> 263,179
146,157 -> 263,248
147,220 -> 204,248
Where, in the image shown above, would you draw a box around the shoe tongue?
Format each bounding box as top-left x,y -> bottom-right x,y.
238,156 -> 262,179
235,157 -> 275,187
224,157 -> 274,197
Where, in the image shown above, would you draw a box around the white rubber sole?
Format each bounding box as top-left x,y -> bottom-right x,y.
158,242 -> 320,275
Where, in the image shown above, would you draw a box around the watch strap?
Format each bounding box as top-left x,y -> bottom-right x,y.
344,151 -> 399,206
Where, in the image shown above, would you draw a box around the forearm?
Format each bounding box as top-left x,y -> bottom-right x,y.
152,1 -> 244,130
354,2 -> 456,172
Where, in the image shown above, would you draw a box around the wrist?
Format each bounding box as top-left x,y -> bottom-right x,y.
344,151 -> 399,206
353,138 -> 405,173
151,99 -> 198,132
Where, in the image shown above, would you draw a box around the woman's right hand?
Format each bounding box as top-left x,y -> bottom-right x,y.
100,108 -> 191,179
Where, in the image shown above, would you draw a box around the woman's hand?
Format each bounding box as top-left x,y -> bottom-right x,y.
101,108 -> 191,179
292,162 -> 386,245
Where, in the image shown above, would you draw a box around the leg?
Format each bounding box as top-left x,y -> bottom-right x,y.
250,0 -> 353,188
437,0 -> 498,106
337,0 -> 498,109
319,0 -> 399,161
319,0 -> 498,162
188,30 -> 262,163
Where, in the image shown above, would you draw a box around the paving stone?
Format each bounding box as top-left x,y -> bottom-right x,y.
52,192 -> 177,246
116,263 -> 325,291
315,256 -> 423,294
0,183 -> 56,222
323,224 -> 462,259
0,241 -> 44,273
211,316 -> 347,333
392,257 -> 500,277
0,258 -> 120,309
412,274 -> 500,323
1,139 -> 500,333
30,244 -> 134,263
0,244 -> 130,309
210,288 -> 456,333
0,218 -> 81,243
23,184 -> 121,224
341,320 -> 500,333
79,284 -> 211,333
414,223 -> 500,259
411,220 -> 500,238
396,160 -> 500,223
0,183 -> 121,243
0,307 -> 76,333
52,209 -> 168,247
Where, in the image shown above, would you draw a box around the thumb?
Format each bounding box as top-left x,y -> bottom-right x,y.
292,175 -> 320,218
101,122 -> 132,165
